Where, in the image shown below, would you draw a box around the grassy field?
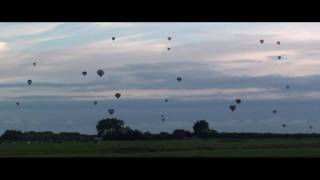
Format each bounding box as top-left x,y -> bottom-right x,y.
2,138 -> 320,157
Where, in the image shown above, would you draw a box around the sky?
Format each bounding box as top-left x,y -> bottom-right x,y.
1,22 -> 320,134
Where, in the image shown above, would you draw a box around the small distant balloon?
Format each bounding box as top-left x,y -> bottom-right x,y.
273,110 -> 277,114
177,77 -> 182,82
93,101 -> 98,106
108,109 -> 115,115
168,37 -> 172,41
82,71 -> 87,77
260,39 -> 264,44
229,105 -> 236,112
33,62 -> 36,66
286,85 -> 290,90
161,114 -> 164,117
161,118 -> 165,122
282,124 -> 286,128
112,37 -> 115,41
235,99 -> 242,104
115,93 -> 121,99
309,126 -> 313,130
27,80 -> 32,85
167,47 -> 171,51
277,56 -> 282,60
165,99 -> 168,103
277,41 -> 280,45
16,102 -> 20,106
97,69 -> 104,77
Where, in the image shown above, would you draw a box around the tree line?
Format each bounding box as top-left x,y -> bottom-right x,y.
1,118 -> 320,142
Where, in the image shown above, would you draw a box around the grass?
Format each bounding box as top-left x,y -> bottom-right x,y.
1,138 -> 320,157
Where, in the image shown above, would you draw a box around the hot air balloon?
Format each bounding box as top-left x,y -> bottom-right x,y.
229,105 -> 236,112
177,77 -> 182,82
93,101 -> 98,106
235,99 -> 241,104
167,47 -> 171,51
282,124 -> 286,128
273,110 -> 277,114
27,80 -> 32,85
161,118 -> 165,122
115,93 -> 121,99
33,62 -> 36,66
277,56 -> 282,60
165,99 -> 168,103
277,41 -> 280,45
286,85 -> 290,90
309,126 -> 313,130
112,37 -> 115,41
82,71 -> 87,77
161,114 -> 164,117
260,39 -> 264,44
108,109 -> 115,115
16,102 -> 20,106
168,37 -> 172,41
97,69 -> 104,77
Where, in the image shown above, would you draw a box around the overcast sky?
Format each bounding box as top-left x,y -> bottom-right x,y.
1,22 -> 320,134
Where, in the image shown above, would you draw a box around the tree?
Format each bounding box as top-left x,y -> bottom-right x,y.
1,130 -> 23,141
96,118 -> 126,139
193,120 -> 210,138
172,129 -> 192,139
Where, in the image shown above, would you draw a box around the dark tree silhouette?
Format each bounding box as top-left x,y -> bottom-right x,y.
96,118 -> 125,138
172,129 -> 192,139
193,120 -> 210,136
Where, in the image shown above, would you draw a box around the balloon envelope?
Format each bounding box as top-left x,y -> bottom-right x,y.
27,80 -> 32,85
229,105 -> 236,111
115,93 -> 121,99
177,77 -> 182,82
108,109 -> 115,115
236,99 -> 241,104
82,71 -> 87,76
97,70 -> 104,77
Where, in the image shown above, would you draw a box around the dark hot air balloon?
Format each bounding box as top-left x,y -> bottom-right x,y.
277,41 -> 280,45
165,99 -> 168,102
16,102 -> 20,106
167,47 -> 171,51
229,105 -> 236,112
112,37 -> 115,41
177,77 -> 182,82
97,69 -> 104,77
93,101 -> 98,106
27,80 -> 32,85
168,37 -> 172,41
286,85 -> 290,90
161,118 -> 165,122
108,109 -> 115,115
273,110 -> 277,114
277,56 -> 282,60
235,99 -> 241,104
33,62 -> 36,66
309,126 -> 313,130
115,93 -> 121,99
282,124 -> 286,128
82,71 -> 87,76
260,39 -> 264,44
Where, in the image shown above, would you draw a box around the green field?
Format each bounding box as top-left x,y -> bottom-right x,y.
2,138 -> 320,157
